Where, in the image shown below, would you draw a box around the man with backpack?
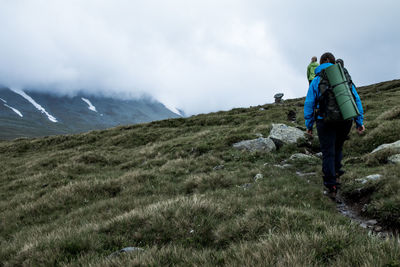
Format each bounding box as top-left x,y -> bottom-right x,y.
303,52 -> 365,200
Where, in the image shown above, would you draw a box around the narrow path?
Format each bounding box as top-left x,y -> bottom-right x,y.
336,193 -> 398,240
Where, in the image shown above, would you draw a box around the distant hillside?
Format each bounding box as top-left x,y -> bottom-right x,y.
0,79 -> 399,266
0,87 -> 181,140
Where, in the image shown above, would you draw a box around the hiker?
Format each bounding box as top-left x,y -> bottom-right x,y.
303,52 -> 365,200
307,56 -> 319,84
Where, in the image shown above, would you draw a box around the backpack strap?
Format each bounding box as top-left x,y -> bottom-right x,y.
343,67 -> 357,101
313,70 -> 330,120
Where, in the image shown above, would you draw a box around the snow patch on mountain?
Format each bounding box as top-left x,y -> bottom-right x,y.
164,104 -> 182,116
0,98 -> 6,103
10,88 -> 58,122
81,97 -> 97,112
4,104 -> 23,117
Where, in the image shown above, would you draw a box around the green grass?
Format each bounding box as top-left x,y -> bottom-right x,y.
1,80 -> 400,266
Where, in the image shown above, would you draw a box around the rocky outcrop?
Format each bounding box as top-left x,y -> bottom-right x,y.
371,140 -> 400,154
233,123 -> 306,152
268,123 -> 305,147
233,137 -> 276,152
274,93 -> 284,103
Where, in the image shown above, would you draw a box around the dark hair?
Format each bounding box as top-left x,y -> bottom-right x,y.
320,52 -> 335,64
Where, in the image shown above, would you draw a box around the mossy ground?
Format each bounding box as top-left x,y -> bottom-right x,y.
1,80 -> 400,266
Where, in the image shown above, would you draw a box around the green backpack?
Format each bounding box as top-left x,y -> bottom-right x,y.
315,64 -> 359,122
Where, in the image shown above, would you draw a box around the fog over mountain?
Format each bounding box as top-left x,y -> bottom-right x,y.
1,0 -> 399,115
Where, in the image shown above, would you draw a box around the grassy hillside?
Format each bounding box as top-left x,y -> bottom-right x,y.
1,80 -> 400,266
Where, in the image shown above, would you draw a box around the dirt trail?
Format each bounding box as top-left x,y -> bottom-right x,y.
336,193 -> 398,240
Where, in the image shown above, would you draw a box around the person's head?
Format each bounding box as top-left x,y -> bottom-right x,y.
311,56 -> 317,62
336,58 -> 344,67
320,52 -> 335,64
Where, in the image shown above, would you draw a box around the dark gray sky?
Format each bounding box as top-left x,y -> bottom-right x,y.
1,0 -> 399,114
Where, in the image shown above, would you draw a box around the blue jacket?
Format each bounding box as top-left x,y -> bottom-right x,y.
304,63 -> 364,130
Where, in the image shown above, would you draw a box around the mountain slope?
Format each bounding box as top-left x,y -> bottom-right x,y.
0,87 -> 181,140
0,80 -> 400,266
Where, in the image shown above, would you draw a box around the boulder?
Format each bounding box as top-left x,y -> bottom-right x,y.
388,154 -> 400,164
371,140 -> 400,154
233,137 -> 276,152
268,123 -> 305,147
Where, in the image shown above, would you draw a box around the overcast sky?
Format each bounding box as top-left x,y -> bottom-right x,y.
1,0 -> 399,115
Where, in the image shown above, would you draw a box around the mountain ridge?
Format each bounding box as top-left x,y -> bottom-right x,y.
0,87 -> 182,140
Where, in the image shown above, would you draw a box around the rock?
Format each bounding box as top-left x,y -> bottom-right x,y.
287,110 -> 297,122
274,164 -> 292,169
296,171 -> 316,177
254,173 -> 263,181
355,174 -> 382,184
255,133 -> 263,138
259,108 -> 265,111
371,140 -> 400,154
233,137 -> 276,152
362,204 -> 368,213
289,153 -> 318,161
108,247 -> 144,258
274,93 -> 284,103
268,123 -> 305,147
213,165 -> 225,170
315,152 -> 323,159
366,219 -> 378,226
374,226 -> 383,232
388,154 -> 400,164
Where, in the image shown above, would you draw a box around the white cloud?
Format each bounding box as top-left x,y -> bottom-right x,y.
0,0 -> 399,115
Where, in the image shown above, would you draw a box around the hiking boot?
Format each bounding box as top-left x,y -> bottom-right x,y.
324,185 -> 337,201
336,170 -> 345,186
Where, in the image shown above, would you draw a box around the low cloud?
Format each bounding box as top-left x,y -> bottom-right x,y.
1,0 -> 399,115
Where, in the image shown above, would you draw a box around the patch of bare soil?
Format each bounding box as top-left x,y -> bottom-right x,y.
336,192 -> 399,240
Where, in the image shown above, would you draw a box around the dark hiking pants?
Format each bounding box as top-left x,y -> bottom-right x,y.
316,120 -> 353,188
